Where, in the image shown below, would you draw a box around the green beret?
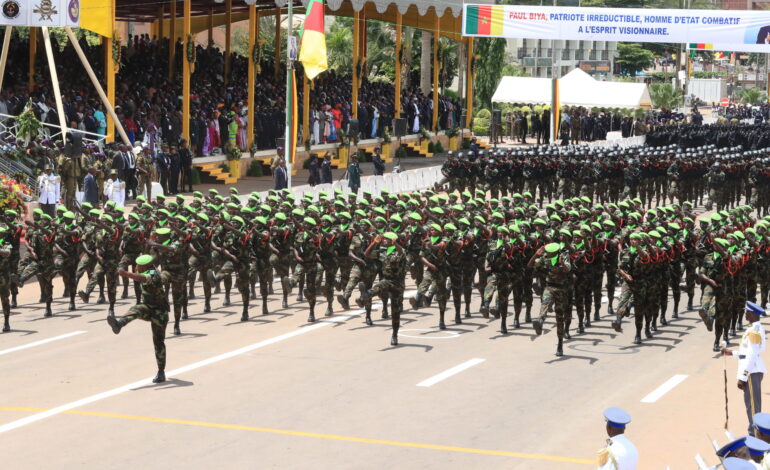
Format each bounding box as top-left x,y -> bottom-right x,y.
545,242 -> 561,254
155,227 -> 171,235
135,254 -> 154,266
304,217 -> 317,226
383,232 -> 398,241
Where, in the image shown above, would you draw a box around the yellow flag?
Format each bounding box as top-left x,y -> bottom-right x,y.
81,0 -> 113,38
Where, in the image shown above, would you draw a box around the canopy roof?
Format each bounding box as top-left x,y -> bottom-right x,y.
116,0 -> 472,41
492,68 -> 652,109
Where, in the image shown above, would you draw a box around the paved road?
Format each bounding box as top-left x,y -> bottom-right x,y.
0,218 -> 758,469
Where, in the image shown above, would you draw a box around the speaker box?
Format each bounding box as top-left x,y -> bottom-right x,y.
347,119 -> 359,138
393,118 -> 407,137
492,109 -> 502,125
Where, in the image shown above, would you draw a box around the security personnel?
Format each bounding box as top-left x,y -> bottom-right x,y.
0,227 -> 13,332
108,254 -> 170,384
723,302 -> 767,435
597,407 -> 638,470
37,165 -> 60,218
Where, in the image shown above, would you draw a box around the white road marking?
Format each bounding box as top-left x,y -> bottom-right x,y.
640,374 -> 688,403
0,331 -> 86,357
416,358 -> 486,388
0,310 -> 369,434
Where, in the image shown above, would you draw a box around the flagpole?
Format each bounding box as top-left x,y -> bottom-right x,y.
284,0 -> 294,189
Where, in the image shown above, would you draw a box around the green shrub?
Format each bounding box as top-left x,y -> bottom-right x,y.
476,109 -> 491,119
357,149 -> 368,162
302,156 -> 312,169
433,141 -> 444,153
427,141 -> 435,153
395,146 -> 407,159
191,167 -> 201,185
247,160 -> 264,177
218,163 -> 230,175
472,125 -> 488,136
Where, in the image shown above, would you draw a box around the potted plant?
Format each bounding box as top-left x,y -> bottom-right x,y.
224,142 -> 242,180
445,126 -> 459,151
418,126 -> 431,155
381,126 -> 392,163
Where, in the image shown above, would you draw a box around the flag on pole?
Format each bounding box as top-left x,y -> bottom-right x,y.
552,79 -> 560,144
299,0 -> 328,80
287,69 -> 298,170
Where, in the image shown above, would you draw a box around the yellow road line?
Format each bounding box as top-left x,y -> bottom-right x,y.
1,406 -> 593,465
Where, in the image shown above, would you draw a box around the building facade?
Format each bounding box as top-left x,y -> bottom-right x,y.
506,39 -> 618,79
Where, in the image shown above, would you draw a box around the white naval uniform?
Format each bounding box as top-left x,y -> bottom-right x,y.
37,173 -> 60,204
597,435 -> 638,470
733,321 -> 767,382
104,178 -> 126,208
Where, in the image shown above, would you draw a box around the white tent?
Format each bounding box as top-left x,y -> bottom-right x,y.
491,68 -> 652,109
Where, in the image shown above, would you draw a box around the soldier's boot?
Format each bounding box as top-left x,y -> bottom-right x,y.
68,292 -> 76,311
608,303 -> 615,317
78,289 -> 90,304
713,326 -> 723,352
204,300 -> 211,313
223,292 -> 231,307
134,282 -> 142,304
250,284 -> 257,300
364,307 -> 373,326
644,319 -> 653,339
106,315 -> 123,334
564,319 -> 572,340
532,318 -> 544,336
268,283 -> 275,295
424,293 -> 434,308
307,303 -> 316,323
11,293 -> 17,309
107,302 -> 115,318
634,321 -> 642,344
555,339 -> 563,357
650,315 -> 658,332
687,295 -> 694,311
500,310 -> 508,335
409,292 -> 424,311
261,296 -> 268,316
3,307 -> 10,332
44,301 -> 52,317
241,303 -> 249,322
438,309 -> 447,330
152,370 -> 166,384
182,305 -> 188,320
296,278 -> 305,303
355,283 -> 372,308
524,306 -> 532,323
464,303 -> 471,319
737,311 -> 744,331
63,285 -> 70,298
513,308 -> 521,329
660,309 -> 668,326
188,284 -> 196,300
390,330 -> 398,346
96,294 -> 106,305
672,300 -> 679,320
325,297 -> 334,317
611,319 -> 623,333
121,283 -> 129,299
214,282 -> 221,294
479,300 -> 490,318
337,294 -> 351,311
453,299 -> 462,325
173,306 -> 182,335
593,301 -> 601,322
381,302 -> 389,320
698,308 -> 713,331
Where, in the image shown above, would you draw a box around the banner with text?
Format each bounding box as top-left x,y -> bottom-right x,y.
0,0 -> 80,27
462,4 -> 770,52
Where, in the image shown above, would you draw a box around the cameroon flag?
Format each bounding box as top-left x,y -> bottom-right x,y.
465,5 -> 505,36
299,0 -> 328,80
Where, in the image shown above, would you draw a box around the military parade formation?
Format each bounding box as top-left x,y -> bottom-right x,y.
3,128 -> 770,388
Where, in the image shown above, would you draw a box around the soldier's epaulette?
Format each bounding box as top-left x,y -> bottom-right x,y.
749,330 -> 763,344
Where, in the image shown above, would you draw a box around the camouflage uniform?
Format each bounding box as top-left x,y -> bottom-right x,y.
82,227 -> 121,314
533,248 -> 573,346
290,230 -> 320,319
362,242 -> 407,339
116,269 -> 170,373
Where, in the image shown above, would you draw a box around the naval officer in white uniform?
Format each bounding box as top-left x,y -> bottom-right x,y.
598,407 -> 638,470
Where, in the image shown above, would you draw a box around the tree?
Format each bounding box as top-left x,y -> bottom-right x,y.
474,37 -> 506,111
365,20 -> 395,80
738,87 -> 767,105
649,82 -> 684,110
438,37 -> 458,91
616,43 -> 654,76
327,18 -> 353,71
